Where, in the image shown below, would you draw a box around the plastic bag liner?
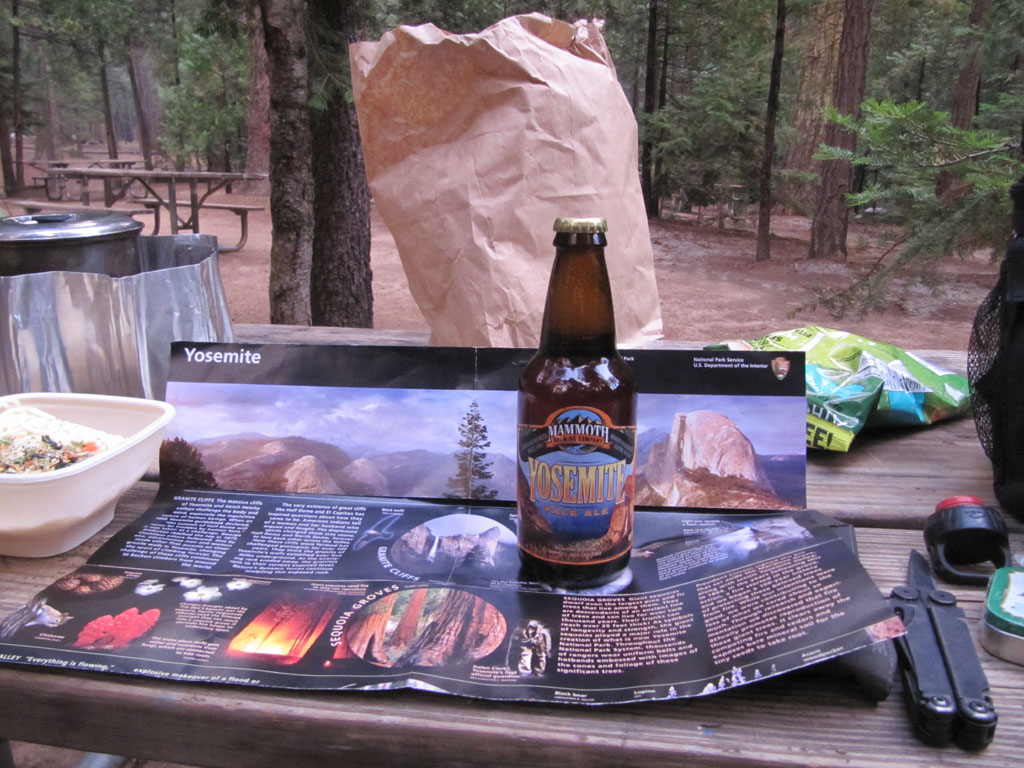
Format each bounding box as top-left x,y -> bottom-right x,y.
969,176 -> 1024,521
709,326 -> 971,452
0,234 -> 233,400
350,13 -> 663,347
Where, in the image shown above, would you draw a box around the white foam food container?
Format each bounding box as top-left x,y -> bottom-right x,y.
0,392 -> 175,557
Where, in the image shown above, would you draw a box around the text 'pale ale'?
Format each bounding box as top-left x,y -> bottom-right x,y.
517,217 -> 637,588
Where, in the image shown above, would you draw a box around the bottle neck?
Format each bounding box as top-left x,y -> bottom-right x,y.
538,232 -> 617,356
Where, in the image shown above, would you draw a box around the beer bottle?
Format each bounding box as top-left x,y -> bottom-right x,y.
517,217 -> 637,588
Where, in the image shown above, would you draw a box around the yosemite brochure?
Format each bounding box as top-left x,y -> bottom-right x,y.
0,344 -> 901,704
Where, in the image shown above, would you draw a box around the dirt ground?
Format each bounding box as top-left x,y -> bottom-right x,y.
210,199 -> 999,352
1,186 -> 1001,348
3,140 -> 999,352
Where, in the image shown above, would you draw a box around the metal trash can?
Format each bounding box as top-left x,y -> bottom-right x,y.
0,211 -> 144,277
0,213 -> 233,400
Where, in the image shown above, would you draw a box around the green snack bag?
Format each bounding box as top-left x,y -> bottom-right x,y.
708,326 -> 971,451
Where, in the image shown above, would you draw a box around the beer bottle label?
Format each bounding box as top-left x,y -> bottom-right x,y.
517,406 -> 635,566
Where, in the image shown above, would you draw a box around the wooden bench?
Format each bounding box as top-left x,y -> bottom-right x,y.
138,199 -> 263,252
6,199 -> 154,221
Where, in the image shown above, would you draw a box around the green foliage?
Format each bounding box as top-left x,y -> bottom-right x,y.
377,0 -> 611,33
817,98 -> 1019,230
642,0 -> 775,208
4,0 -> 1023,262
445,400 -> 498,500
159,437 -> 218,489
806,98 -> 1021,318
159,25 -> 249,167
868,0 -> 963,107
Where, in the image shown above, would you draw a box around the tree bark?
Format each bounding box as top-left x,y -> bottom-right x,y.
396,589 -> 497,668
652,5 -> 670,200
913,56 -> 926,102
12,0 -> 24,186
242,3 -> 272,196
169,0 -> 181,86
937,0 -> 992,204
808,0 -> 874,261
756,0 -> 786,262
950,0 -> 991,130
260,0 -> 314,325
98,39 -> 119,160
308,0 -> 373,328
640,0 -> 659,218
126,35 -> 155,169
344,593 -> 398,664
390,588 -> 429,650
169,0 -> 187,169
779,0 -> 843,212
0,86 -> 14,193
35,52 -> 59,160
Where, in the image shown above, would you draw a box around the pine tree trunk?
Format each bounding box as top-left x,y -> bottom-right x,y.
12,0 -> 24,186
390,588 -> 429,650
0,87 -> 14,193
35,52 -> 59,160
260,0 -> 313,325
241,4 -> 271,196
126,35 -> 155,169
308,0 -> 373,328
344,592 -> 398,664
756,0 -> 786,262
397,589 -> 479,667
98,40 -> 119,160
808,0 -> 873,261
950,0 -> 991,130
169,0 -> 187,169
640,0 -> 659,218
652,6 -> 669,198
913,57 -> 926,101
779,1 -> 843,212
937,0 -> 992,203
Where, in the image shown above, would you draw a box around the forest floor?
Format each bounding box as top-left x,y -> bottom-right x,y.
1,188 -> 1001,351
212,199 -> 999,352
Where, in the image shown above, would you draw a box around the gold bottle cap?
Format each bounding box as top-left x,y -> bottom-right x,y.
553,217 -> 608,234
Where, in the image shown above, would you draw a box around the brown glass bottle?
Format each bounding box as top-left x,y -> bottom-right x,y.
517,217 -> 637,588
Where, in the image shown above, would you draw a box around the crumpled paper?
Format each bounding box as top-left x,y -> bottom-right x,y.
350,13 -> 663,347
709,326 -> 972,452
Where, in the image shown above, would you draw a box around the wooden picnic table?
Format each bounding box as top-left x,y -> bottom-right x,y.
87,159 -> 138,169
16,160 -> 134,199
0,325 -> 1021,768
36,167 -> 266,251
15,159 -> 71,200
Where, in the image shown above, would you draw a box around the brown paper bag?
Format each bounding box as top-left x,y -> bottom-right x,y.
350,13 -> 663,347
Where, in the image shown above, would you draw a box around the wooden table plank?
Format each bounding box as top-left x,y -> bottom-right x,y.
233,323 -> 431,347
3,332 -> 1021,767
4,661 -> 1019,768
807,417 -> 1019,530
1,484 -> 1021,768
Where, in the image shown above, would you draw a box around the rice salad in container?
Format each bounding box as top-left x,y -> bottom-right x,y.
0,393 -> 175,557
1,398 -> 126,474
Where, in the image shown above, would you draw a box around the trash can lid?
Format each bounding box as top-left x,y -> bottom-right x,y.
0,212 -> 143,243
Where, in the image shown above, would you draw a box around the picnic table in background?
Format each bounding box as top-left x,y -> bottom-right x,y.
21,167 -> 266,252
12,159 -> 134,200
16,159 -> 71,201
87,159 -> 138,169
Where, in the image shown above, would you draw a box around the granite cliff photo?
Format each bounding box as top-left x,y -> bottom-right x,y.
162,376 -> 804,510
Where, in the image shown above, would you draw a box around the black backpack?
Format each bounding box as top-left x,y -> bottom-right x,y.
969,175 -> 1024,522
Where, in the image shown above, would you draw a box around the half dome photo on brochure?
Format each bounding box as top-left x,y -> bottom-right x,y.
160,349 -> 805,512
